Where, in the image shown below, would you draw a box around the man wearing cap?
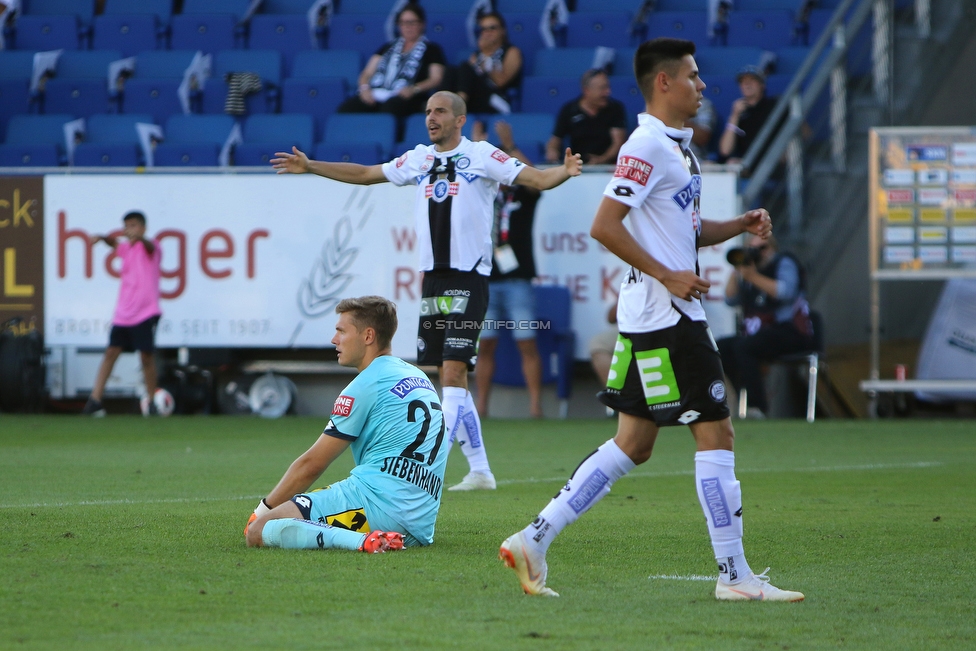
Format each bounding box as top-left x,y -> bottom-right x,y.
718,65 -> 777,169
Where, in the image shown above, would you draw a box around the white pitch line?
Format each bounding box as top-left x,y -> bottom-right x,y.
0,461 -> 944,509
648,574 -> 715,582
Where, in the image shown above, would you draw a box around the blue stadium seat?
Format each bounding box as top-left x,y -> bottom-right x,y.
182,0 -> 250,17
313,142 -> 385,165
644,11 -> 709,44
242,113 -> 313,149
134,50 -> 199,79
735,0 -> 804,9
333,0 -> 399,15
21,0 -> 94,20
170,14 -> 238,53
323,113 -> 395,159
43,79 -> 111,118
505,12 -> 547,74
534,47 -> 606,78
56,50 -> 123,79
291,50 -> 361,89
164,114 -> 236,144
427,14 -> 470,64
261,0 -> 318,13
202,50 -> 283,115
774,46 -> 815,75
566,12 -> 633,48
607,74 -> 644,129
491,284 -> 575,413
0,80 -> 31,138
11,15 -> 82,50
727,10 -> 795,49
326,14 -> 387,55
0,144 -> 61,166
249,14 -> 316,76
654,0 -> 707,9
72,142 -> 141,166
694,46 -> 765,76
92,15 -> 159,57
575,0 -> 644,10
3,113 -> 75,145
495,0 -> 551,12
0,51 -> 37,80
701,74 -> 739,119
153,143 -> 221,166
281,78 -> 346,141
86,113 -> 154,142
419,0 -> 472,12
764,73 -> 791,100
396,113 -> 477,150
520,76 -> 579,115
122,78 -> 183,124
486,113 -> 552,148
104,0 -> 172,22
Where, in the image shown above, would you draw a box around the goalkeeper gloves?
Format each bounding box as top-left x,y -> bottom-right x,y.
244,498 -> 272,536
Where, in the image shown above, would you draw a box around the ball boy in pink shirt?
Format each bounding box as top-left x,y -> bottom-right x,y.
82,211 -> 162,416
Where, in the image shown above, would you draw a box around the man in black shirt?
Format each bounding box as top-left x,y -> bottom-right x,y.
718,65 -> 777,172
545,69 -> 627,165
472,120 -> 544,419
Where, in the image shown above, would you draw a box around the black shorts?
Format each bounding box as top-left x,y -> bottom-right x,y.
108,315 -> 160,353
417,269 -> 489,370
598,313 -> 730,426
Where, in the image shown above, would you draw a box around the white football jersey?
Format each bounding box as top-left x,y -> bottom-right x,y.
603,113 -> 706,332
383,137 -> 524,276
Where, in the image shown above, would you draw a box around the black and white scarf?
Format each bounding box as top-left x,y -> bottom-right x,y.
370,36 -> 428,91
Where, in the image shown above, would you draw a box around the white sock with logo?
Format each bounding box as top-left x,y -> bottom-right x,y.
523,439 -> 635,554
443,386 -> 491,474
695,449 -> 752,584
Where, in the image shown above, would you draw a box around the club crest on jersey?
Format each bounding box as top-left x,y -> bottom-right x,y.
672,174 -> 702,209
332,394 -> 354,417
425,179 -> 459,201
455,156 -> 471,169
614,155 -> 653,186
491,149 -> 510,163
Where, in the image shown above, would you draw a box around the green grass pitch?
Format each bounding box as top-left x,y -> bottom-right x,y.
1,415 -> 974,650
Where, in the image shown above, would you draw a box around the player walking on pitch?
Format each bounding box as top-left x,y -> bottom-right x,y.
499,38 -> 804,601
272,91 -> 582,492
245,296 -> 446,552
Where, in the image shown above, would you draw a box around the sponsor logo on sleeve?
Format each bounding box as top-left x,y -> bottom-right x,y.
395,152 -> 408,168
613,156 -> 653,185
332,395 -> 355,417
491,149 -> 510,163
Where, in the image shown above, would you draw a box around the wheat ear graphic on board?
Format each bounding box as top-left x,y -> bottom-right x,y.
298,216 -> 358,318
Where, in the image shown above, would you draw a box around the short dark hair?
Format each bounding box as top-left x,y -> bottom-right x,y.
396,2 -> 425,25
477,10 -> 507,30
634,37 -> 696,100
335,296 -> 398,350
580,68 -> 608,90
123,211 -> 146,226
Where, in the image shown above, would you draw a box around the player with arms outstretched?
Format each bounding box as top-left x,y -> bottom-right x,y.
245,296 -> 447,553
272,91 -> 582,492
499,38 -> 804,601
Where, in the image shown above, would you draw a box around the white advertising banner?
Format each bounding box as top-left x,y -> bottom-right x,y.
44,171 -> 740,359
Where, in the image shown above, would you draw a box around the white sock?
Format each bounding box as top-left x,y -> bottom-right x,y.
695,449 -> 752,584
461,390 -> 491,474
523,439 -> 635,554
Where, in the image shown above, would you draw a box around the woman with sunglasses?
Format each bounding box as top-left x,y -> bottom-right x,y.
457,11 -> 523,114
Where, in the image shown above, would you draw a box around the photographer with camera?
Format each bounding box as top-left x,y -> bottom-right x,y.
717,234 -> 814,419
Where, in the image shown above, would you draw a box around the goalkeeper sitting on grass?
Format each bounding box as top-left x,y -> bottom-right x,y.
245,296 -> 448,553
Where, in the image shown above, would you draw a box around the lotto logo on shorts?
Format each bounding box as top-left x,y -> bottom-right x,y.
635,348 -> 680,406
332,395 -> 355,417
614,156 -> 653,185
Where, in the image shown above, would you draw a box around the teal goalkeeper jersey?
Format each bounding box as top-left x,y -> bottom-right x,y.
324,355 -> 447,544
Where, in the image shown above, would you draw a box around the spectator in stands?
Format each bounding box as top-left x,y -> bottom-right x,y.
337,3 -> 446,122
717,234 -> 815,419
545,69 -> 627,165
687,94 -> 716,161
718,65 -> 777,171
82,211 -> 162,417
471,119 -> 543,419
456,11 -> 523,115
